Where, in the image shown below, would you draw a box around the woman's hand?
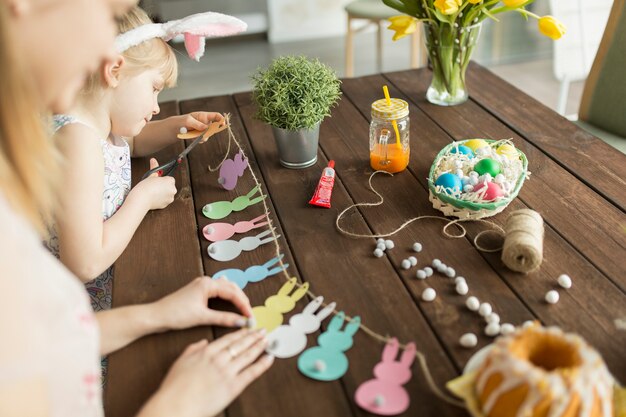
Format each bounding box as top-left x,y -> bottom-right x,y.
139,329 -> 274,417
150,276 -> 253,332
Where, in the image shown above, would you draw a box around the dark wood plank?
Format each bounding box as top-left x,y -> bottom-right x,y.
232,92 -> 469,416
105,101 -> 210,417
379,69 -> 626,292
466,62 -> 626,211
180,95 -> 357,417
339,74 -> 626,379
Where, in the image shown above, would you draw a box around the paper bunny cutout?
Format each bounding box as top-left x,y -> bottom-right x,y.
298,312 -> 360,381
218,150 -> 248,190
211,254 -> 288,289
266,296 -> 336,358
202,185 -> 265,220
354,338 -> 416,415
203,215 -> 268,242
207,229 -> 280,262
115,12 -> 248,61
251,277 -> 309,332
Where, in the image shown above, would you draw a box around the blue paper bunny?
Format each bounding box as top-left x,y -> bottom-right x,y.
298,311 -> 360,381
211,254 -> 288,289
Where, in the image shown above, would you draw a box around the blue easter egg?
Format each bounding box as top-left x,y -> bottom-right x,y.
450,145 -> 475,158
435,173 -> 462,194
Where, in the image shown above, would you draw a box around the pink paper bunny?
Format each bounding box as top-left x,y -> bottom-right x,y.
266,296 -> 336,358
354,338 -> 416,415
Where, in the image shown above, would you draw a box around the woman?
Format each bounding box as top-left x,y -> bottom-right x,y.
0,0 -> 272,416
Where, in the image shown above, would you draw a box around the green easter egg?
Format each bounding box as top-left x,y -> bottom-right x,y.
474,158 -> 502,176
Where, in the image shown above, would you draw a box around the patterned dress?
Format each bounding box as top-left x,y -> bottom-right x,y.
48,115 -> 131,384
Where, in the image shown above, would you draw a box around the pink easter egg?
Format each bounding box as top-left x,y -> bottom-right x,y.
474,182 -> 504,201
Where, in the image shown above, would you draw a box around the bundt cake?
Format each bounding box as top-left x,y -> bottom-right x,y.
475,324 -> 614,417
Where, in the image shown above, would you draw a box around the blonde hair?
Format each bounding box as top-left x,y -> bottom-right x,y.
83,7 -> 178,93
0,3 -> 60,236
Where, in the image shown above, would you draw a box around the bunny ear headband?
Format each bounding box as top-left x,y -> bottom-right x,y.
114,12 -> 248,61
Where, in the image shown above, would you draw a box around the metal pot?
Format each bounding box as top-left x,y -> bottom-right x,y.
271,123 -> 320,169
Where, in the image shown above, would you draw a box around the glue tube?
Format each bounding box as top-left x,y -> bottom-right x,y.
309,160 -> 336,208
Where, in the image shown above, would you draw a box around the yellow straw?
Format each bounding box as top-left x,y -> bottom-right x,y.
382,85 -> 402,149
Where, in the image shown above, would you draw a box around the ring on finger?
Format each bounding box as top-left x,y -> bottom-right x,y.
227,346 -> 238,360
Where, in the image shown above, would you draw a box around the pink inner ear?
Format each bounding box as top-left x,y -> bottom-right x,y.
184,33 -> 205,61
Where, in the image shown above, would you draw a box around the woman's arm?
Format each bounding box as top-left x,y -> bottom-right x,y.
54,124 -> 175,281
131,112 -> 224,157
96,277 -> 252,356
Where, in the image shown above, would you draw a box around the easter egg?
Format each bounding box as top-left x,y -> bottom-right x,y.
435,173 -> 462,194
496,143 -> 518,160
474,158 -> 502,177
464,139 -> 489,151
474,182 -> 504,201
450,145 -> 475,158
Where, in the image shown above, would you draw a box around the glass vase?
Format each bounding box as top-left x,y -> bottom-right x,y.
422,22 -> 482,106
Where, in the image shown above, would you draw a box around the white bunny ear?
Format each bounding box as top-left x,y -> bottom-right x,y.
303,296 -> 324,315
316,302 -> 336,321
400,342 -> 417,367
114,11 -> 247,61
277,277 -> 297,296
381,338 -> 399,362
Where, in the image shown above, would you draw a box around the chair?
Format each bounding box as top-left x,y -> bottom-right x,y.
344,0 -> 426,77
549,0 -> 613,116
577,0 -> 626,153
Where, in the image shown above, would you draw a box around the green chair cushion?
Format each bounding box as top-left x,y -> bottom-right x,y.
575,119 -> 626,154
345,0 -> 398,20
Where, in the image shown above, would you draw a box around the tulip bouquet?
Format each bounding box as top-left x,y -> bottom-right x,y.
382,0 -> 566,105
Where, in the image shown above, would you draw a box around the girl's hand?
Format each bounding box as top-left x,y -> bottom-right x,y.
140,330 -> 273,417
131,158 -> 177,211
151,276 -> 253,332
175,112 -> 225,142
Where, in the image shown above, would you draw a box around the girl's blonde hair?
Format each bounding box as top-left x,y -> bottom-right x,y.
0,3 -> 60,236
84,6 -> 178,93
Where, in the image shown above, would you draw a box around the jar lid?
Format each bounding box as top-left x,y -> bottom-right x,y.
371,98 -> 409,121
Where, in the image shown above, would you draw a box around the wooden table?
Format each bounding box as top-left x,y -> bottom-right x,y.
105,63 -> 626,417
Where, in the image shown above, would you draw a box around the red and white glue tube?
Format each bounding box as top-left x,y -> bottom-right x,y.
309,160 -> 336,208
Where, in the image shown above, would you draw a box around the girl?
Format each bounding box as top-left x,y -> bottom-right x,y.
50,7 -> 229,312
0,0 -> 272,415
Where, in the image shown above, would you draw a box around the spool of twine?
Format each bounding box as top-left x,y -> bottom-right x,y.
501,209 -> 544,273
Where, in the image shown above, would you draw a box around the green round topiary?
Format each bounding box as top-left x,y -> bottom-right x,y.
251,55 -> 342,131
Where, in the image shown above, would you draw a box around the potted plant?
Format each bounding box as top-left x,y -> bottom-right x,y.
251,55 -> 341,168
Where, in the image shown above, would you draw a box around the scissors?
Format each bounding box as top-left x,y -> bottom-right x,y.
141,120 -> 227,180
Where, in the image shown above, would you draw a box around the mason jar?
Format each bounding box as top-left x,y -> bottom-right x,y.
369,98 -> 410,173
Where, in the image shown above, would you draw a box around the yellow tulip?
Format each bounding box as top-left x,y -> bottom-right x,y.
538,15 -> 566,40
387,15 -> 418,41
503,0 -> 526,7
434,0 -> 463,15
468,0 -> 482,3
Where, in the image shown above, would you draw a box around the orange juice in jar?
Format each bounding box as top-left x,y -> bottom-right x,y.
369,98 -> 410,173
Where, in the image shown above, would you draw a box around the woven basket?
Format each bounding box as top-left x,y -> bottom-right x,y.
428,139 -> 529,219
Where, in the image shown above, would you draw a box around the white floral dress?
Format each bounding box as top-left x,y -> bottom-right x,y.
48,115 -> 131,313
